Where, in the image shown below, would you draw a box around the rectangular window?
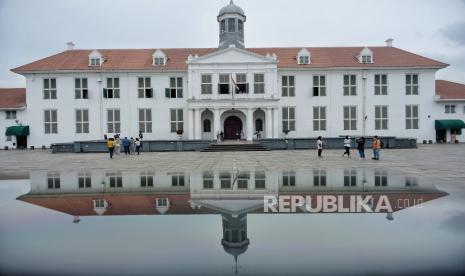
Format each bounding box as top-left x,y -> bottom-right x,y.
90,58 -> 101,66
43,78 -> 57,99
406,74 -> 419,95
203,172 -> 214,189
406,105 -> 419,129
282,76 -> 295,97
170,109 -> 184,133
313,75 -> 326,96
445,104 -> 456,114
171,174 -> 185,187
313,106 -> 326,131
47,172 -> 60,189
44,109 -> 58,134
343,75 -> 357,96
254,74 -> 265,94
343,106 -> 357,130
344,169 -> 357,186
5,110 -> 16,119
6,135 -> 12,142
361,55 -> 372,63
374,74 -> 388,95
201,74 -> 213,94
235,73 -> 247,94
283,171 -> 296,187
220,172 -> 232,189
166,77 -> 183,98
237,172 -> 249,189
107,172 -> 123,188
103,78 -> 120,98
375,106 -> 388,130
282,107 -> 296,132
313,169 -> 326,186
107,109 -> 121,133
154,57 -> 164,66
140,172 -> 154,187
219,74 -> 230,94
405,177 -> 418,187
75,78 -> 88,99
138,108 -> 152,133
374,170 -> 388,186
78,171 -> 91,188
255,171 -> 266,189
75,109 -> 89,134
138,77 -> 153,98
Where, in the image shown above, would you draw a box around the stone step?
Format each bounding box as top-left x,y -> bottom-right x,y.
201,143 -> 270,152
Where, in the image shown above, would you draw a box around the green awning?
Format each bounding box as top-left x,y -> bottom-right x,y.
435,120 -> 465,130
5,125 -> 29,136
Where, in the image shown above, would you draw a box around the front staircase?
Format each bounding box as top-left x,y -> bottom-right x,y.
201,141 -> 270,152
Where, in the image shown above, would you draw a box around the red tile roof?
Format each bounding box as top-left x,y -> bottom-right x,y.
436,80 -> 465,100
0,88 -> 26,109
18,190 -> 447,216
11,47 -> 448,73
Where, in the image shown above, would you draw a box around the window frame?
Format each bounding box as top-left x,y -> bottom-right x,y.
282,75 -> 295,97
5,110 -> 17,119
138,77 -> 153,98
343,75 -> 357,96
167,77 -> 183,98
405,105 -> 419,129
406,74 -> 419,95
374,105 -> 388,130
44,109 -> 58,134
75,108 -> 89,134
170,108 -> 184,133
374,74 -> 388,95
343,105 -> 357,131
75,78 -> 89,99
107,108 -> 121,133
282,106 -> 296,132
201,74 -> 213,95
313,106 -> 327,131
253,73 -> 265,94
103,77 -> 120,99
138,108 -> 152,133
43,78 -> 57,99
313,75 -> 326,96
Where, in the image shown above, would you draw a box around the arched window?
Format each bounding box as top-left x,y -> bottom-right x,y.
220,20 -> 226,33
228,18 -> 235,32
203,119 -> 211,132
255,119 -> 263,132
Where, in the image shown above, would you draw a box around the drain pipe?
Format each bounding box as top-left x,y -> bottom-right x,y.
362,70 -> 367,137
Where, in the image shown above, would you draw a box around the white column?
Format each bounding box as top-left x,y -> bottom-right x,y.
188,109 -> 194,140
246,108 -> 254,141
273,107 -> 279,138
214,108 -> 221,141
194,109 -> 201,139
266,108 -> 272,138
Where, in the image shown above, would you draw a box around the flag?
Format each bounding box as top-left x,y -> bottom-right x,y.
230,74 -> 239,101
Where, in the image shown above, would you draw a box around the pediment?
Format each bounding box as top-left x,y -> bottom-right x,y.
189,47 -> 276,64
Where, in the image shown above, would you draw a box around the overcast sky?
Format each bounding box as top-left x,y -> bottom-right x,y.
0,0 -> 464,88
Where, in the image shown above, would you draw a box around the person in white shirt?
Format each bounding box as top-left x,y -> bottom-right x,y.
316,136 -> 323,157
343,135 -> 351,157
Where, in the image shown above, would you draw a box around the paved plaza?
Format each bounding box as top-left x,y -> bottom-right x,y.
1,144 -> 464,181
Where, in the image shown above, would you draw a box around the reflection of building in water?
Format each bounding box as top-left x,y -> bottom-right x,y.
18,167 -> 447,273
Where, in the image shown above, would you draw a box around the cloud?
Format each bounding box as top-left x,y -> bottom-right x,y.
441,21 -> 465,46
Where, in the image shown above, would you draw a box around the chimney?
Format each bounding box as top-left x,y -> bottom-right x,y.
67,41 -> 75,50
385,38 -> 393,47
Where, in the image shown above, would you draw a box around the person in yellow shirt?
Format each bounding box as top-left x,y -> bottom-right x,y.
372,135 -> 381,160
107,138 -> 115,159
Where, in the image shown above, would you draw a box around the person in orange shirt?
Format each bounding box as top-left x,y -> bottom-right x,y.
107,138 -> 115,159
372,135 -> 381,160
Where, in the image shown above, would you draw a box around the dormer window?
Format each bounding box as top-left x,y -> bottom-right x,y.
88,50 -> 103,67
297,48 -> 311,65
358,47 -> 374,64
152,49 -> 167,66
155,198 -> 170,214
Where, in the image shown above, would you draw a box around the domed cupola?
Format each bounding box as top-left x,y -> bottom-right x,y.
217,0 -> 246,49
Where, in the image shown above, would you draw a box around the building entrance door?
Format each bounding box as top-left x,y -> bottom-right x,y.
16,136 -> 27,149
436,129 -> 446,143
224,116 -> 242,139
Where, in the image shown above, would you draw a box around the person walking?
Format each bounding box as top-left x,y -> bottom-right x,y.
316,136 -> 323,157
135,138 -> 141,155
342,136 -> 351,157
122,137 -> 130,156
356,136 -> 366,159
106,138 -> 115,159
114,134 -> 121,155
372,135 -> 381,160
130,137 -> 136,155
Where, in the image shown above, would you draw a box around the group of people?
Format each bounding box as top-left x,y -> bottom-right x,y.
317,135 -> 382,160
106,132 -> 143,159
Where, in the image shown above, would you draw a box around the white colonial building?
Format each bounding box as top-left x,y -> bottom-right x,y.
4,0 -> 465,148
